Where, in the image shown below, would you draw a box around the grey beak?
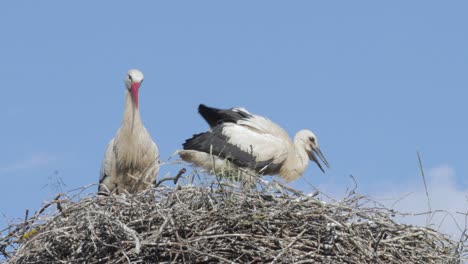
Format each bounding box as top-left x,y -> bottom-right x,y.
307,146 -> 330,173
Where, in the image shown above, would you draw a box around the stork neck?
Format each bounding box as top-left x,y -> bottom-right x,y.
292,139 -> 310,170
280,138 -> 310,181
121,90 -> 143,133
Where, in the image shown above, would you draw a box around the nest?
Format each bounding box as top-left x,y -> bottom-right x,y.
0,173 -> 464,263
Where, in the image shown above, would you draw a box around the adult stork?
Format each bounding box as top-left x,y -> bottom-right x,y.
99,69 -> 160,194
179,104 -> 330,182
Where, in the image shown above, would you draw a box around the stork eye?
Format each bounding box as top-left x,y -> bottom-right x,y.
309,137 -> 316,143
128,75 -> 133,81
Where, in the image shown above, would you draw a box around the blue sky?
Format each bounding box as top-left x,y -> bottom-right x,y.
1,1 -> 467,237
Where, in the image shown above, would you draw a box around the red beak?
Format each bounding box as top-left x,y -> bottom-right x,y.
130,82 -> 140,108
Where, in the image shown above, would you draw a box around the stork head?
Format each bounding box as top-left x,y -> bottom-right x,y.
295,129 -> 330,173
125,69 -> 144,108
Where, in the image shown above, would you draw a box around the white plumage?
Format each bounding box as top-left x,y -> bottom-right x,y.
179,104 -> 329,181
99,69 -> 160,193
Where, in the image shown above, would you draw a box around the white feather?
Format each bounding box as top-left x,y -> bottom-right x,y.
221,123 -> 289,163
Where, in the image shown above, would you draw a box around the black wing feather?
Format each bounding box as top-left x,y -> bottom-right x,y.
198,104 -> 252,127
183,126 -> 276,171
97,174 -> 108,193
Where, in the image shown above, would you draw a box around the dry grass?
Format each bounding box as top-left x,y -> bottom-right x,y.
0,172 -> 465,263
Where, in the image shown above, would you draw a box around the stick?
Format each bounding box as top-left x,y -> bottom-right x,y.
417,151 -> 432,226
154,168 -> 186,188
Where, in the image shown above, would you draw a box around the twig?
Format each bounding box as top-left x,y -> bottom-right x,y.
417,151 -> 432,226
154,168 -> 186,188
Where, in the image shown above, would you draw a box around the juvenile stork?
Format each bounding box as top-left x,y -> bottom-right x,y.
179,104 -> 329,181
99,69 -> 160,194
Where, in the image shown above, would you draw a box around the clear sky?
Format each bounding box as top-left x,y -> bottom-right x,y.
1,1 -> 467,238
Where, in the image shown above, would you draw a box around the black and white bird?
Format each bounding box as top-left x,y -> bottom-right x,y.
179,104 -> 329,181
99,69 -> 160,193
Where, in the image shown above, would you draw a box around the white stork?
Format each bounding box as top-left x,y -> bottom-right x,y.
99,69 -> 160,194
179,104 -> 329,181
